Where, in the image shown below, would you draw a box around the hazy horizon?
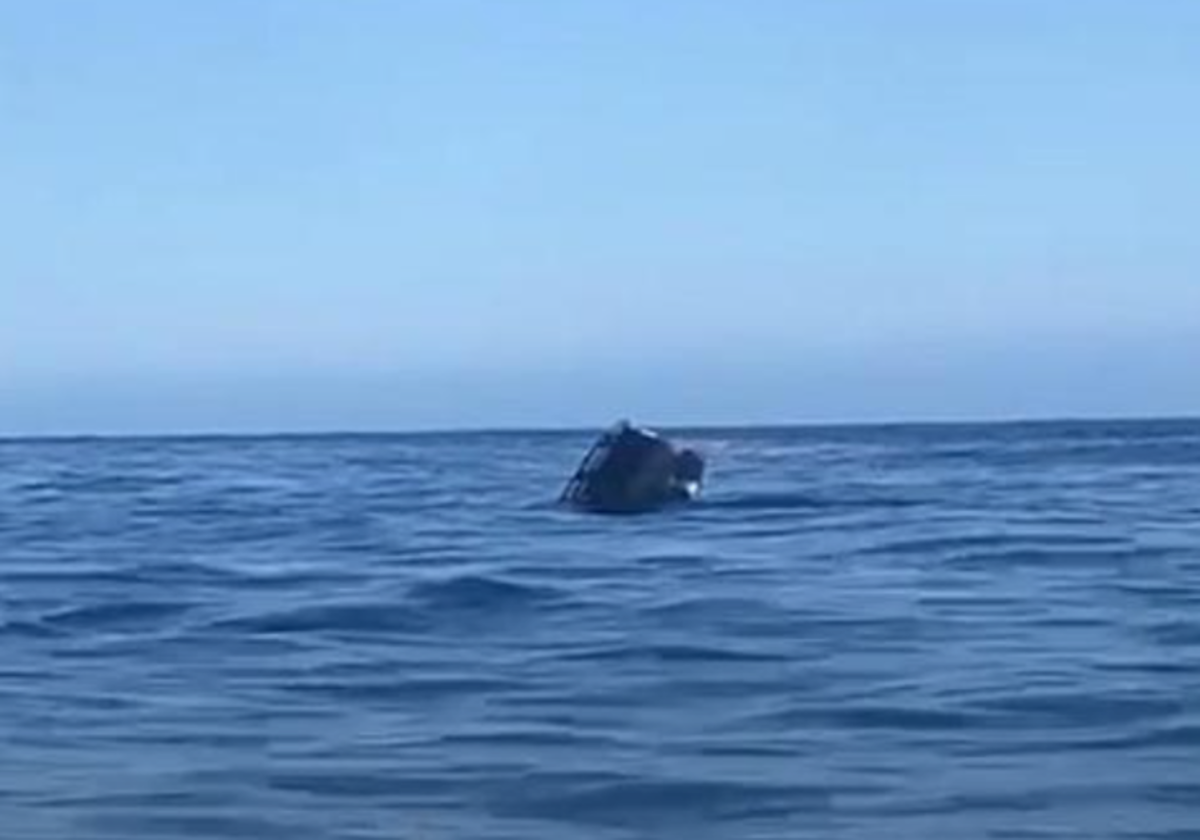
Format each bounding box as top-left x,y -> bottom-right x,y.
4,404 -> 1199,442
4,1 -> 1199,436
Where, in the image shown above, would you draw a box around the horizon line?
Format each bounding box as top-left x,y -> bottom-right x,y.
2,412 -> 1197,444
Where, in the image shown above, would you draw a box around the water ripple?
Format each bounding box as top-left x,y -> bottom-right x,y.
0,422 -> 1198,839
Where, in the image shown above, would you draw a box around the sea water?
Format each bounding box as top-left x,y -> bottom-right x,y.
1,421 -> 1198,839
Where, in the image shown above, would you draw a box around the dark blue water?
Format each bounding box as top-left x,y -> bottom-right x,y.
2,421 -> 1198,840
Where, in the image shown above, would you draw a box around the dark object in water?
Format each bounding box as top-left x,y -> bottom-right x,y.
561,421 -> 706,514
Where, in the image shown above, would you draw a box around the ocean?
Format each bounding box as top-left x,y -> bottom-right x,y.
1,420 -> 1198,839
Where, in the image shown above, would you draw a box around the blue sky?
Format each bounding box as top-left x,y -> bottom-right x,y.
2,1 -> 1198,434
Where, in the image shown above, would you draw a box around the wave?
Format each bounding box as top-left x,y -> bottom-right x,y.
213,601 -> 427,636
703,490 -> 929,513
40,599 -> 199,633
490,772 -> 832,825
554,641 -> 790,665
406,574 -> 569,613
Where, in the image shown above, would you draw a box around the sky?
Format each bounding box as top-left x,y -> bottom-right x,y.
2,0 -> 1198,435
